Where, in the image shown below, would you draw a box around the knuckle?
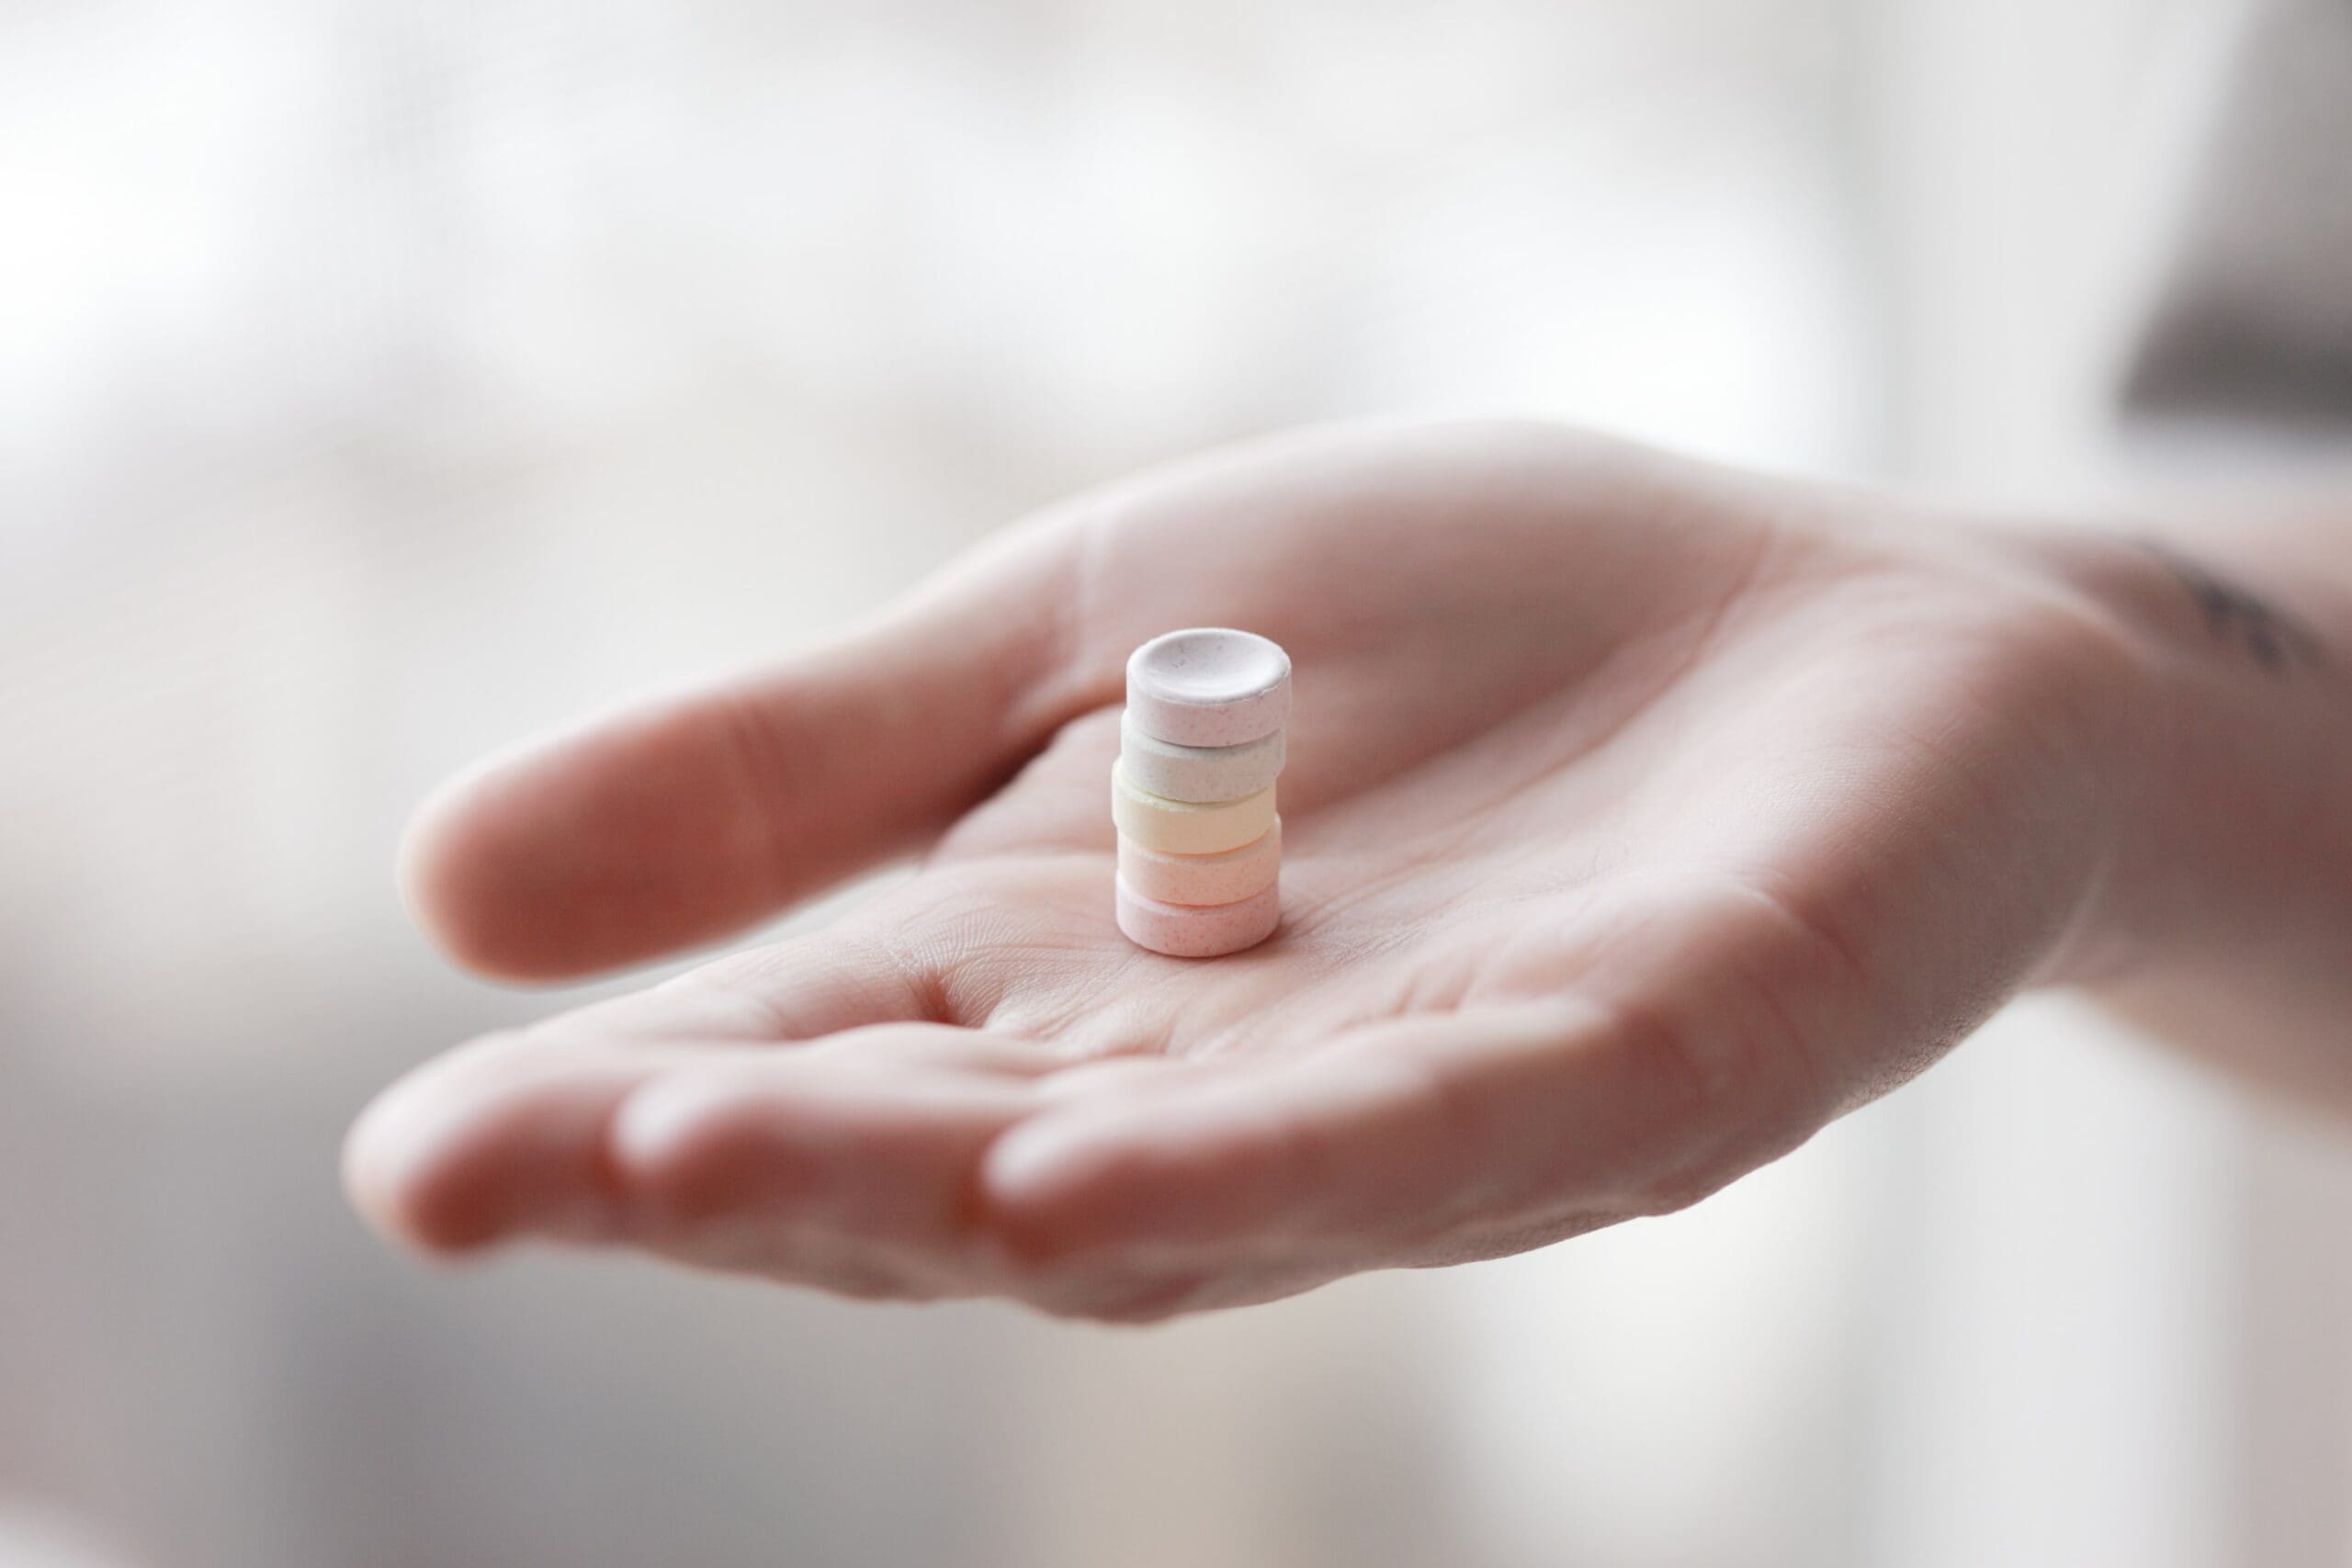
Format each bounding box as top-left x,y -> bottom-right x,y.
1617,998 -> 1775,1129
1608,998 -> 1807,1219
607,1073 -> 820,1232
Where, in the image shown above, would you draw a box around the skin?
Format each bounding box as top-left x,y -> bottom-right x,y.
344,420 -> 2352,1321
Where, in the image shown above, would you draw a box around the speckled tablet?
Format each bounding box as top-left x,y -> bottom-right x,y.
1125,628 -> 1292,749
1114,877 -> 1282,958
1116,711 -> 1285,804
1117,821 -> 1281,907
1111,764 -> 1276,856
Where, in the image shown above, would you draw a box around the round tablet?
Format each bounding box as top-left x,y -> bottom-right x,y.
1125,628 -> 1292,749
1117,711 -> 1285,804
1118,820 -> 1280,906
1115,877 -> 1281,958
1111,764 -> 1276,855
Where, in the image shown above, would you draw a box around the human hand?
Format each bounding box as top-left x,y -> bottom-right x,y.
346,421 -> 2155,1319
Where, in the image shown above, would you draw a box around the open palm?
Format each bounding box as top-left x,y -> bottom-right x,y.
348,421 -> 2139,1319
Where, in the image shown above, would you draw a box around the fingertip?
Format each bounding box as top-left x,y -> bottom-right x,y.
341,1069 -> 514,1258
395,703 -> 786,981
395,764 -> 547,985
342,1037 -> 642,1257
395,738 -> 639,984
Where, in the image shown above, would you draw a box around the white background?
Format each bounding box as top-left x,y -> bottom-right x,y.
0,0 -> 2333,1562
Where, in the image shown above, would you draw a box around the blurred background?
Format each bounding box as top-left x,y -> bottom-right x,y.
4,0 -> 2345,1562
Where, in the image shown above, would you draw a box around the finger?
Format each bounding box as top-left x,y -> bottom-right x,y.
343,925 -> 944,1253
344,1029 -> 712,1255
400,521 -> 1103,980
976,998 -> 1800,1294
607,1026 -> 1059,1295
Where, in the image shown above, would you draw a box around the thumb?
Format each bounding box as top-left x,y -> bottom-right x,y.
400,520 -> 1104,980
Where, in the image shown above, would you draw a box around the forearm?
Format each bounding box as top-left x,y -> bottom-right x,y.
2041,492 -> 2352,1101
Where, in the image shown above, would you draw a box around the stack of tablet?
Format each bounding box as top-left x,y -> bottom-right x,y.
1111,628 -> 1289,958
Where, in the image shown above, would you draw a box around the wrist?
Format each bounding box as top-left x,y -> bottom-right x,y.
2010,517 -> 2352,1000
